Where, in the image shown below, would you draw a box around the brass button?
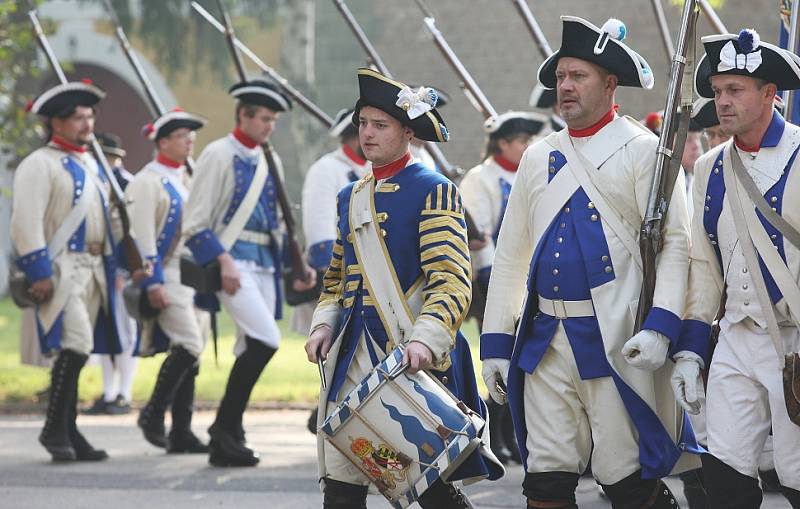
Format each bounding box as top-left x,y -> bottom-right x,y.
553,286 -> 559,292
590,214 -> 598,222
604,266 -> 612,273
552,268 -> 559,275
441,376 -> 448,384
549,156 -> 555,163
554,252 -> 560,258
557,237 -> 563,244
771,196 -> 778,203
601,255 -> 609,262
588,202 -> 595,209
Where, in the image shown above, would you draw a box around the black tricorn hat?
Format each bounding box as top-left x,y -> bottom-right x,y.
229,79 -> 292,112
352,68 -> 449,143
695,29 -> 800,99
690,98 -> 719,130
538,16 -> 654,90
529,82 -> 557,109
96,132 -> 127,158
143,108 -> 206,141
27,80 -> 105,117
484,111 -> 549,138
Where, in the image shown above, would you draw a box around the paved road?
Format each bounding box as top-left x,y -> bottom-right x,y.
0,410 -> 790,508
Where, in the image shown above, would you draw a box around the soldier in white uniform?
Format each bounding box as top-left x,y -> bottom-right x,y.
130,108 -> 209,454
293,108 -> 368,337
672,29 -> 800,508
481,17 -> 701,508
12,81 -> 120,462
183,79 -> 315,467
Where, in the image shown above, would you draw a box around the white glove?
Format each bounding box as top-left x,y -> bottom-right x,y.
671,351 -> 704,415
482,358 -> 510,404
621,330 -> 669,371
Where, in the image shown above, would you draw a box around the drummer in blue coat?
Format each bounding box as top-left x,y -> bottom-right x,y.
305,68 -> 503,508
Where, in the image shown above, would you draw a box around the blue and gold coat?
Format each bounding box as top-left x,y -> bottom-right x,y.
311,160 -> 503,482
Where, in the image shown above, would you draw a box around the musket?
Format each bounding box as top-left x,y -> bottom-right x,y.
330,0 -> 464,182
651,0 -> 676,59
698,0 -> 728,34
510,0 -> 553,59
412,0 -> 498,120
26,5 -> 147,275
213,0 -> 313,287
635,0 -> 699,332
101,0 -> 195,175
191,1 -> 334,128
331,0 -> 485,241
786,0 -> 800,115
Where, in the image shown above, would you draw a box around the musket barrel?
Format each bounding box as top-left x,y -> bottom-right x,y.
697,0 -> 728,34
191,2 -> 334,128
650,0 -> 675,59
786,0 -> 800,115
511,0 -> 553,58
332,0 -> 389,75
419,16 -> 498,119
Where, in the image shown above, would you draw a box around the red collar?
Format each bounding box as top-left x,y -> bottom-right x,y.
157,153 -> 183,168
734,136 -> 760,153
232,127 -> 259,149
494,154 -> 518,172
568,105 -> 619,138
372,152 -> 412,180
51,135 -> 87,154
342,144 -> 366,166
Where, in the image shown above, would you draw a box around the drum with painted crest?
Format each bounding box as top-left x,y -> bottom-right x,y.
320,345 -> 486,508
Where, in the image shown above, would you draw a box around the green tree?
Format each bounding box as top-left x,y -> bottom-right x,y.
0,0 -> 44,169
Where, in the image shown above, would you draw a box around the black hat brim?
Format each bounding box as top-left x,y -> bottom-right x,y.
352,68 -> 448,143
31,82 -> 105,117
155,118 -> 205,140
695,35 -> 800,98
538,16 -> 654,90
229,80 -> 292,112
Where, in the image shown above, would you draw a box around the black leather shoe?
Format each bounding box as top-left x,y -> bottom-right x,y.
208,427 -> 259,467
168,430 -> 209,454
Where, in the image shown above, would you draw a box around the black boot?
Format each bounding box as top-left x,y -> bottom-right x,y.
39,350 -> 85,461
67,358 -> 108,461
418,479 -> 474,508
208,337 -> 275,467
307,407 -> 318,435
781,485 -> 800,509
486,398 -> 514,464
322,478 -> 368,509
702,454 -> 762,509
679,468 -> 707,509
137,346 -> 196,449
168,365 -> 208,453
602,470 -> 679,509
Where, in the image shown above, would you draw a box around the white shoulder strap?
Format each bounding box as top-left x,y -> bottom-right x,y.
218,152 -> 269,250
531,166 -> 580,244
725,146 -> 798,360
48,161 -> 96,258
555,129 -> 643,269
349,175 -> 416,346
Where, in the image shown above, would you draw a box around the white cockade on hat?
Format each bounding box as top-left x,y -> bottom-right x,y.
395,86 -> 438,120
718,29 -> 762,73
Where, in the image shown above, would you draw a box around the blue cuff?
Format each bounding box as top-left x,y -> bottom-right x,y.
642,307 -> 682,348
16,248 -> 52,282
308,240 -> 334,270
480,332 -> 515,360
139,257 -> 164,289
186,229 -> 225,265
675,319 -> 713,365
